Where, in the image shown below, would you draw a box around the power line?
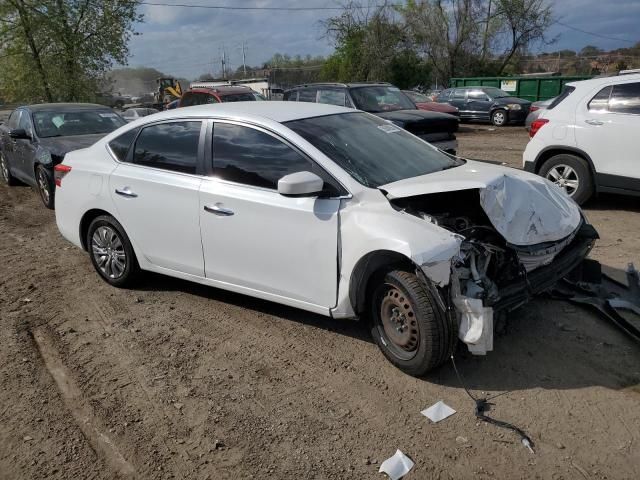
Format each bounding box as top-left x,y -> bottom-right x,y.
554,20 -> 636,44
137,1 -> 403,11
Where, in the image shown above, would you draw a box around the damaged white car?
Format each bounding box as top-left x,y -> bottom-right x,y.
54,102 -> 598,376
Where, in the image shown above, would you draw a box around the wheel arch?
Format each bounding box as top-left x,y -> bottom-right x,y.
79,208 -> 116,251
348,249 -> 417,316
533,146 -> 597,180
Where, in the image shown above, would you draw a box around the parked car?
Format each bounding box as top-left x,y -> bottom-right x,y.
524,97 -> 555,130
121,107 -> 159,122
54,102 -> 597,376
435,86 -> 531,126
524,74 -> 640,204
0,103 -> 125,208
284,83 -> 459,154
402,90 -> 460,117
178,85 -> 256,107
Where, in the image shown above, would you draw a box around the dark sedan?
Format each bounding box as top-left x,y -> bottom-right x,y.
435,87 -> 531,126
0,103 -> 125,208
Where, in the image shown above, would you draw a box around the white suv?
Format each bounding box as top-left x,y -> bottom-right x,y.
523,73 -> 640,204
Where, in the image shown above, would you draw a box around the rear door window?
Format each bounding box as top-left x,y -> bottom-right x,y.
588,86 -> 612,112
109,128 -> 139,161
132,121 -> 201,174
317,89 -> 346,106
609,82 -> 640,115
298,88 -> 318,103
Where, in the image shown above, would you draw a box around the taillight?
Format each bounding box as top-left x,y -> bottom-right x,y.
529,118 -> 549,138
54,164 -> 72,187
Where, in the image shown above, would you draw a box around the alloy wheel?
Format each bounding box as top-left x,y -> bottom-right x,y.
37,167 -> 50,204
0,155 -> 8,182
91,226 -> 127,279
546,164 -> 579,196
379,285 -> 419,356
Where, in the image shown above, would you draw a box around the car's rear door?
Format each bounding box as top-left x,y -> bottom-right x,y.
109,120 -> 206,276
1,110 -> 22,178
575,80 -> 640,186
449,89 -> 469,117
198,120 -> 342,312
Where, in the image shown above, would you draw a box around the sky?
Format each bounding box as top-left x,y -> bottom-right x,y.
127,0 -> 640,80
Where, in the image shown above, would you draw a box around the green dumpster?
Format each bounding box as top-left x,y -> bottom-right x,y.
449,76 -> 592,102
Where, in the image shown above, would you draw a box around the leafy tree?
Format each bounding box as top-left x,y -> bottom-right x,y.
0,0 -> 141,103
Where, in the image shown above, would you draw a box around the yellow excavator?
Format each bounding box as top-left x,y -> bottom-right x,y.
154,78 -> 182,109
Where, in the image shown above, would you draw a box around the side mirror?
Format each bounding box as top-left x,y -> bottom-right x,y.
9,128 -> 31,140
277,171 -> 324,197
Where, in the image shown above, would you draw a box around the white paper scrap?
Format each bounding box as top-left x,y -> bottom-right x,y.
421,400 -> 456,423
378,449 -> 414,480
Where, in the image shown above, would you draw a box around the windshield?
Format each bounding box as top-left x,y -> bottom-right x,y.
350,86 -> 416,113
33,110 -> 125,138
285,112 -> 462,188
482,87 -> 510,98
221,93 -> 256,102
404,91 -> 429,103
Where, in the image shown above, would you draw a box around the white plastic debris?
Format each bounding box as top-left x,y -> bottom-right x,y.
421,400 -> 456,423
453,296 -> 494,355
378,449 -> 414,480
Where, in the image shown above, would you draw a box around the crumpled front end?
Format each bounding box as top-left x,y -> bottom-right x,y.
389,173 -> 596,355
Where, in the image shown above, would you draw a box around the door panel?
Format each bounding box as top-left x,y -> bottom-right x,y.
199,179 -> 340,307
110,164 -> 204,275
575,82 -> 640,180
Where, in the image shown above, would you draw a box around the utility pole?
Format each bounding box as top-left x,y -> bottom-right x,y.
242,41 -> 247,77
221,44 -> 227,80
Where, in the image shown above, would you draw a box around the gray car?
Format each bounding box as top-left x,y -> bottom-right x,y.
524,97 -> 555,130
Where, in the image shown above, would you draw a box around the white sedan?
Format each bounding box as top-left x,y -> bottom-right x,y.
54,102 -> 598,376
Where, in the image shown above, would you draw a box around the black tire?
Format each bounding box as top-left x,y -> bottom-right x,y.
87,215 -> 141,288
538,153 -> 594,205
491,109 -> 508,126
35,164 -> 55,209
0,151 -> 18,186
370,270 -> 456,376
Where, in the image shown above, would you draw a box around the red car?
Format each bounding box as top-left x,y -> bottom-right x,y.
178,85 -> 256,107
403,90 -> 459,117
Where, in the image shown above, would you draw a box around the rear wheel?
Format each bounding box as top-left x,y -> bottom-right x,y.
87,215 -> 141,288
539,153 -> 594,205
35,165 -> 54,209
370,270 -> 456,376
0,152 -> 17,186
491,109 -> 507,126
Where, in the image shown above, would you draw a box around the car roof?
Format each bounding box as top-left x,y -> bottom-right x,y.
141,101 -> 353,123
287,82 -> 392,90
21,103 -> 112,112
566,72 -> 640,88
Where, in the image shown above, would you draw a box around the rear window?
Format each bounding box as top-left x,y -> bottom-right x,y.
298,89 -> 318,103
220,93 -> 256,103
181,92 -> 219,107
547,86 -> 575,110
610,82 -> 640,114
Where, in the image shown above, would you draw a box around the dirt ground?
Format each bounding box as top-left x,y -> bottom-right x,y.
1,124 -> 639,480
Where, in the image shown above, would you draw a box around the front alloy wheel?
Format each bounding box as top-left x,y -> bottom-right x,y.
491,109 -> 507,126
36,165 -> 54,209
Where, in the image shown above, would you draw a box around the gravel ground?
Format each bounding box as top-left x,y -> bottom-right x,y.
0,124 -> 639,480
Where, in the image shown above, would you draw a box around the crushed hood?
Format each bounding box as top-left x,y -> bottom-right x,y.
381,160 -> 582,246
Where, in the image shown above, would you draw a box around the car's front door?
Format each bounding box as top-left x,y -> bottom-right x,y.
575,81 -> 640,185
109,120 -> 206,276
17,110 -> 37,178
199,121 -> 342,311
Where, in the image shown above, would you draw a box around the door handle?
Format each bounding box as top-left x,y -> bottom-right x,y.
585,119 -> 604,126
204,204 -> 234,216
115,187 -> 138,198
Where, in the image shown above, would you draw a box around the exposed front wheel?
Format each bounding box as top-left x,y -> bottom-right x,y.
36,165 -> 55,209
539,153 -> 594,205
1,152 -> 18,186
370,270 -> 456,376
491,109 -> 507,126
87,215 -> 141,288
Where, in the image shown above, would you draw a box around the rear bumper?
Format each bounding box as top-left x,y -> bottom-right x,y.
489,222 -> 599,311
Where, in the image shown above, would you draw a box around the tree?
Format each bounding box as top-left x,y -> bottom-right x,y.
0,1 -> 141,103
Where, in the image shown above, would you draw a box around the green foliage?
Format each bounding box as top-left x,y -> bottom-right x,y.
0,0 -> 141,103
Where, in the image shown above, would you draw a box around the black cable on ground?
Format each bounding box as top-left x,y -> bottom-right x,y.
450,355 -> 535,453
